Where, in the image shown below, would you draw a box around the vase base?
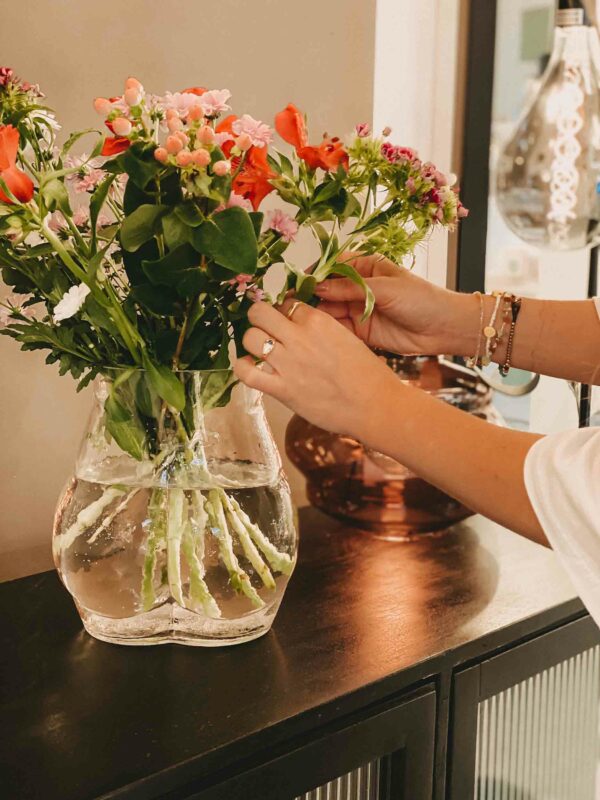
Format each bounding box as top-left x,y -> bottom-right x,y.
77,601 -> 277,647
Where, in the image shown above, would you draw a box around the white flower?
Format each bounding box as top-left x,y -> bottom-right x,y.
53,284 -> 91,324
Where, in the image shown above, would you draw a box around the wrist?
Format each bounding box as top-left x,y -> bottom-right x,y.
437,291 -> 482,358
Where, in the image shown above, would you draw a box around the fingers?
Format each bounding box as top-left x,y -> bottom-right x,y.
314,278 -> 366,303
242,326 -> 286,367
233,355 -> 285,398
277,297 -> 314,323
337,252 -> 399,278
248,301 -> 294,342
318,300 -> 365,320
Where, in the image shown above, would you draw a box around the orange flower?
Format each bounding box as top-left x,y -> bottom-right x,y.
182,87 -> 207,96
274,103 -> 347,172
0,125 -> 34,204
101,136 -> 131,156
274,104 -> 308,151
232,146 -> 276,210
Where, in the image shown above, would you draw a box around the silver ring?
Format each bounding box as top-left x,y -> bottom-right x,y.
287,301 -> 302,320
261,338 -> 276,358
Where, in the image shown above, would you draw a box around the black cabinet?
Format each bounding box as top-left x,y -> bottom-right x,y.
178,688 -> 436,800
1,509 -> 597,800
448,616 -> 600,800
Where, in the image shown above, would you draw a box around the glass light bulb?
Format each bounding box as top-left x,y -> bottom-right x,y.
496,10 -> 600,250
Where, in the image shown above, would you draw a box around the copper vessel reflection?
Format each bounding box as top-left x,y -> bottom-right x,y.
285,356 -> 503,539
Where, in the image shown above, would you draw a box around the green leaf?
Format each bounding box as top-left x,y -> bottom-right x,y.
142,353 -> 186,411
42,179 -> 71,216
191,207 -> 258,274
105,394 -> 146,461
119,142 -> 163,190
294,273 -> 317,302
142,244 -> 207,298
328,262 -> 375,320
249,212 -> 264,239
120,204 -> 168,252
162,210 -> 193,250
62,128 -> 102,155
90,174 -> 117,246
131,284 -> 183,316
174,201 -> 205,228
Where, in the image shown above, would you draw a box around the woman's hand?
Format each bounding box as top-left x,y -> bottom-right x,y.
233,299 -> 398,440
315,254 -> 478,358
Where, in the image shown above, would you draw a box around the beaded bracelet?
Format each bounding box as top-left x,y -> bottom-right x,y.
499,296 -> 522,376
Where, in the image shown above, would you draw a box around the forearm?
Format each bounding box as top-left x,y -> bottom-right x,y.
450,294 -> 600,384
358,372 -> 548,545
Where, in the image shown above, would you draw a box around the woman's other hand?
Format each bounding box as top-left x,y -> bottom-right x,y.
314,254 -> 477,358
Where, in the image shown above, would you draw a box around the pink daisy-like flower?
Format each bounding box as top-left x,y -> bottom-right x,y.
197,89 -> 231,118
266,209 -> 299,243
227,192 -> 253,212
158,91 -> 200,120
0,292 -> 36,327
47,211 -> 68,233
74,167 -> 106,193
72,207 -> 90,228
214,131 -> 234,148
232,115 -> 273,148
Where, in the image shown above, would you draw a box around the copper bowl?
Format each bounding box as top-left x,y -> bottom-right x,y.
285,355 -> 503,540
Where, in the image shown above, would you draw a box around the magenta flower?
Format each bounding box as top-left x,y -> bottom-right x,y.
355,123 -> 371,138
266,209 -> 299,243
0,67 -> 14,87
232,115 -> 273,148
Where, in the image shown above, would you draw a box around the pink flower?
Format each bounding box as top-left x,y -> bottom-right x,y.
0,291 -> 36,327
232,115 -> 273,148
197,89 -> 232,118
0,67 -> 14,87
355,123 -> 371,138
124,77 -> 143,91
266,209 -> 299,243
198,125 -> 216,145
176,150 -> 193,167
124,86 -> 143,107
406,177 -> 417,195
247,287 -> 265,302
381,143 -> 418,164
72,207 -> 90,228
93,97 -> 112,116
214,131 -> 234,147
154,147 -> 169,163
457,203 -> 469,219
166,135 -> 184,155
97,212 -> 112,227
228,273 -> 253,294
76,167 -> 106,193
112,117 -> 132,137
226,192 -> 253,211
382,126 -> 392,137
46,210 -> 68,233
159,92 -> 201,121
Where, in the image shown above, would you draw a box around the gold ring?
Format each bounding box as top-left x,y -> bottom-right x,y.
287,301 -> 302,320
261,338 -> 276,357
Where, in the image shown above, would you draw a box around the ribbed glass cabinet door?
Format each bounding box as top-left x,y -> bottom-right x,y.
450,618 -> 600,800
475,645 -> 600,799
295,758 -> 381,800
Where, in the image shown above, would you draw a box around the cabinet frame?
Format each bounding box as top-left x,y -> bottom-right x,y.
159,686 -> 436,800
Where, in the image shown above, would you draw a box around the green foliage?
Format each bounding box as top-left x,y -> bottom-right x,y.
191,207 -> 258,274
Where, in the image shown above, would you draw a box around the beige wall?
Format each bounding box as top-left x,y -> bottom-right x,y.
0,0 -> 377,572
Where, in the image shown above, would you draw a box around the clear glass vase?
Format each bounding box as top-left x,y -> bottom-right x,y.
53,370 -> 297,647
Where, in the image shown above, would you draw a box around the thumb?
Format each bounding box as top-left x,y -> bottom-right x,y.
314,278 -> 366,302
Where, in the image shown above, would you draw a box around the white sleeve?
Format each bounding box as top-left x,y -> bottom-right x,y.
524,427 -> 600,623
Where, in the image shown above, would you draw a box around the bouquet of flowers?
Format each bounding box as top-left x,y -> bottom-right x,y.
0,69 -> 467,636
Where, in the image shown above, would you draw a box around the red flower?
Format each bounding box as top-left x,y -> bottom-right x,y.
182,87 -> 207,96
300,138 -> 348,171
274,104 -> 308,151
101,136 -> 131,156
275,103 -> 348,172
0,125 -> 34,204
232,146 -> 276,210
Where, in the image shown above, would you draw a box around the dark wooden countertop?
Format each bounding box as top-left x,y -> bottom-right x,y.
0,507 -> 585,800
